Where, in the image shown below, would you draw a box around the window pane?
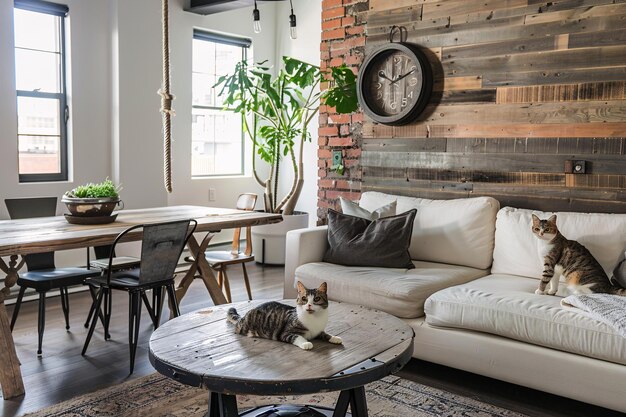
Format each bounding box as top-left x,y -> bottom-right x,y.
193,39 -> 215,74
13,9 -> 59,52
15,48 -> 61,93
192,72 -> 214,107
214,43 -> 242,107
17,96 -> 60,136
18,135 -> 61,174
192,108 -> 242,176
214,43 -> 241,76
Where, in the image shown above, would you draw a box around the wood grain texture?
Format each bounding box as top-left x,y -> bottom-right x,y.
150,301 -> 414,394
0,206 -> 282,257
495,81 -> 626,104
0,302 -> 24,399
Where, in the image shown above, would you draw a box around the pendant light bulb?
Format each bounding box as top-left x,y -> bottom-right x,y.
253,1 -> 261,34
289,0 -> 297,39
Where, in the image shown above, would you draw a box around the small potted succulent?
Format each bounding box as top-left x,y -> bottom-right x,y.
62,178 -> 122,218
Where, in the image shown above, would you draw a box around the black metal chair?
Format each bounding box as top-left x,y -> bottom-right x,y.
82,218 -> 197,373
5,197 -> 102,356
83,245 -> 140,333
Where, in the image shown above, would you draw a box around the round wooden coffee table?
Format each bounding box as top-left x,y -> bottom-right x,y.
149,300 -> 414,417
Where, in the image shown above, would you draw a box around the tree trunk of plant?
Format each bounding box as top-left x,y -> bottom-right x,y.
264,181 -> 274,213
282,161 -> 304,215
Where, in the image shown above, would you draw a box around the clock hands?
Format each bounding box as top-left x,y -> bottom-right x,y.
378,70 -> 394,82
391,68 -> 416,84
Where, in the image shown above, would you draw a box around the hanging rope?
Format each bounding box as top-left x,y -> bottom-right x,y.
159,0 -> 174,193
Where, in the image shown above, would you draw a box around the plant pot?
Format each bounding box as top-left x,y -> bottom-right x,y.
61,196 -> 122,217
251,211 -> 309,265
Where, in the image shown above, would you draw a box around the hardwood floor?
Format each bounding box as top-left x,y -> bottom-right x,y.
1,262 -> 622,417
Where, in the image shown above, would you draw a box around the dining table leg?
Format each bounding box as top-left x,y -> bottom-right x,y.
174,233 -> 227,310
0,255 -> 26,399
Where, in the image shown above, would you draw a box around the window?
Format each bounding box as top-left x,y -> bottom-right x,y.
14,0 -> 69,182
192,31 -> 251,177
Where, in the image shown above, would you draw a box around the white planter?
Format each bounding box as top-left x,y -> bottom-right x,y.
251,211 -> 309,265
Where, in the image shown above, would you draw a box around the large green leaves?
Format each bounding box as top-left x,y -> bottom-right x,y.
323,65 -> 358,114
213,56 -> 357,206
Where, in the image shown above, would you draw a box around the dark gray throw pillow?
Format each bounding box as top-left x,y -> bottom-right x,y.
323,208 -> 416,269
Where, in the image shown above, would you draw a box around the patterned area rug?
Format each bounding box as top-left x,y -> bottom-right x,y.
25,373 -> 528,417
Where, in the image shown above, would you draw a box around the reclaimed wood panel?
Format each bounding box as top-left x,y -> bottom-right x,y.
444,46 -> 626,77
363,122 -> 626,139
362,151 -> 626,175
368,14 -> 626,49
496,81 -> 626,104
483,67 -> 626,87
342,0 -> 626,215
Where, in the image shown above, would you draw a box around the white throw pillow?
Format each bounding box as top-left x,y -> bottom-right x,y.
339,196 -> 396,220
359,192 -> 499,270
492,207 -> 626,279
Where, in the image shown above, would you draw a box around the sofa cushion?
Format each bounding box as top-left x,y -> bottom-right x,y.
425,274 -> 626,365
359,192 -> 499,270
295,261 -> 488,319
323,209 -> 415,269
339,196 -> 396,220
491,207 -> 626,279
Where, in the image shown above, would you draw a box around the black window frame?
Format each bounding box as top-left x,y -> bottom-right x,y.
14,0 -> 69,183
191,30 -> 251,178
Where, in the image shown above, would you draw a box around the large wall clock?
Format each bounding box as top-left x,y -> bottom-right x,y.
357,26 -> 433,126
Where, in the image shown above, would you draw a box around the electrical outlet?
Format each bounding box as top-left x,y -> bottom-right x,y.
331,150 -> 342,169
208,188 -> 216,201
565,160 -> 587,174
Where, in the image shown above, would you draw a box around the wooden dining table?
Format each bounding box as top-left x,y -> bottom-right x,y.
0,205 -> 282,400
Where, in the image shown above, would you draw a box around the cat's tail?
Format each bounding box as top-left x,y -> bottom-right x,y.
226,307 -> 241,324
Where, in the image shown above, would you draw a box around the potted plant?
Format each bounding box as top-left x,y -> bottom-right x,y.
215,56 -> 357,263
62,178 -> 122,219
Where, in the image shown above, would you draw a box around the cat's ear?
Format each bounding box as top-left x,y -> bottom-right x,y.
531,214 -> 540,225
296,281 -> 306,295
548,214 -> 557,224
317,282 -> 327,294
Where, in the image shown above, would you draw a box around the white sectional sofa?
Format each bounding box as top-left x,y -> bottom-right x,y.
284,192 -> 626,413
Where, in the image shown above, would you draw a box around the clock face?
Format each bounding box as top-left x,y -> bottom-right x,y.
357,43 -> 433,125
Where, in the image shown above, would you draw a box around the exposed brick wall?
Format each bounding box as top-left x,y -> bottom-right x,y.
318,0 -> 368,225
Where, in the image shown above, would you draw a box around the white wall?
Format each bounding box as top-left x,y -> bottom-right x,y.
275,0 -> 321,226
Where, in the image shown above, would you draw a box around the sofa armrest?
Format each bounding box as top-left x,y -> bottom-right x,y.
284,226 -> 328,298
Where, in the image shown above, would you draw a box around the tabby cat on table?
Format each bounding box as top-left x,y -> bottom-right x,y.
227,281 -> 343,350
532,214 -> 626,296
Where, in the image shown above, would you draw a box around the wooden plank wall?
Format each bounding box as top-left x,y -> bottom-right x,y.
361,0 -> 626,213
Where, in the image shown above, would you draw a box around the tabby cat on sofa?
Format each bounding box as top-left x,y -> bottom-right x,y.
226,281 -> 343,350
532,214 -> 626,296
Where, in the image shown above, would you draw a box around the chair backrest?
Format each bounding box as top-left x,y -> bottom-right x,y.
232,193 -> 257,256
5,197 -> 57,219
236,193 -> 257,211
4,197 -> 57,270
105,219 -> 197,286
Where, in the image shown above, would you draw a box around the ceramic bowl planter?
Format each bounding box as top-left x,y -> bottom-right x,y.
61,195 -> 122,217
62,179 -> 122,224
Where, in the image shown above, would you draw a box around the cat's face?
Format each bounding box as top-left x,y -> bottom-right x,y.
296,281 -> 328,315
531,214 -> 558,241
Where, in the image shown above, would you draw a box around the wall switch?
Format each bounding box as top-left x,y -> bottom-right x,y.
208,188 -> 216,201
331,150 -> 342,169
565,160 -> 587,174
